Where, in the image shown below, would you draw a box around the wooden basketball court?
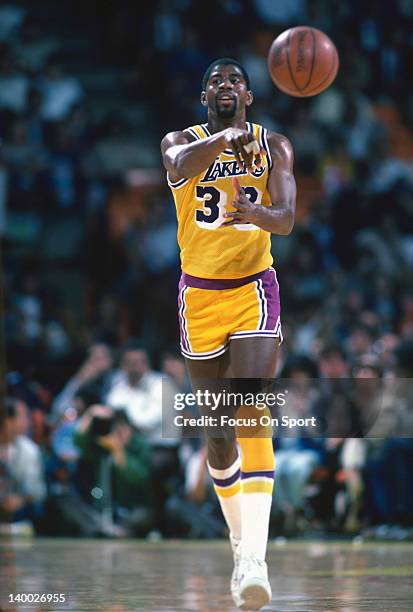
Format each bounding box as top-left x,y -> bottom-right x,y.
1,539 -> 413,611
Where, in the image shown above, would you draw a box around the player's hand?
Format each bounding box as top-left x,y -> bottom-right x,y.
222,128 -> 263,172
222,178 -> 261,226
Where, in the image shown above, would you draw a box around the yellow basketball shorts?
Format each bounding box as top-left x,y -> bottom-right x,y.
178,268 -> 282,360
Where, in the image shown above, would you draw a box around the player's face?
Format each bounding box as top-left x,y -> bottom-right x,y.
203,65 -> 252,119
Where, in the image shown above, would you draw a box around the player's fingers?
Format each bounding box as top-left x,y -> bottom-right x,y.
224,210 -> 242,219
233,135 -> 252,170
229,140 -> 245,172
235,135 -> 249,158
239,135 -> 254,170
231,200 -> 246,211
222,218 -> 242,226
232,177 -> 241,198
254,150 -> 263,167
243,140 -> 260,156
244,138 -> 261,169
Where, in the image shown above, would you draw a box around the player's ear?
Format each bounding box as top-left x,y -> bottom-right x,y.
200,91 -> 208,106
246,90 -> 254,107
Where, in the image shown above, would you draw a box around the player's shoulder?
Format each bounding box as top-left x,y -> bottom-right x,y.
249,122 -> 292,150
266,131 -> 294,160
160,126 -> 198,151
266,131 -> 293,149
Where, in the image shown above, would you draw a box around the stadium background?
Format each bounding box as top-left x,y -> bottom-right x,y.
2,0 -> 413,540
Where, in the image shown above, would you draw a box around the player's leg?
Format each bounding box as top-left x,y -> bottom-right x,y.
185,353 -> 241,535
231,336 -> 278,560
185,353 -> 243,605
229,336 -> 279,610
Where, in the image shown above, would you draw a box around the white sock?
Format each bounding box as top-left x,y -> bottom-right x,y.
241,490 -> 273,561
208,456 -> 242,540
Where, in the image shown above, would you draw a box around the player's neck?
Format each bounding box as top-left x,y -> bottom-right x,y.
206,114 -> 247,134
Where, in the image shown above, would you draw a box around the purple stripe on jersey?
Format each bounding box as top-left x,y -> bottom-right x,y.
187,127 -> 201,140
260,127 -> 272,170
169,177 -> 187,188
181,269 -> 267,290
200,124 -> 211,137
260,268 -> 280,331
241,470 -> 275,480
212,469 -> 241,488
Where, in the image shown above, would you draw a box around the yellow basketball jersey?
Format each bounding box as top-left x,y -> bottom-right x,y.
168,122 -> 273,279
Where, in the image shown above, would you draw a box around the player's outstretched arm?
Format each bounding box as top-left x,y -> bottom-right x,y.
223,134 -> 296,235
161,130 -> 226,183
161,128 -> 262,183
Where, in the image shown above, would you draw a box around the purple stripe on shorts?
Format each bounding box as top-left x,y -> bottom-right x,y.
178,279 -> 189,351
181,269 -> 267,290
256,279 -> 266,330
260,268 -> 280,331
230,331 -> 280,338
241,470 -> 275,480
181,343 -> 228,359
212,469 -> 241,488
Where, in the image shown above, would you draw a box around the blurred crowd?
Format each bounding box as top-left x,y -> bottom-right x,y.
2,0 -> 413,539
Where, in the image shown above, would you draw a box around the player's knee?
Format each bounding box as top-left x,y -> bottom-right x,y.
206,437 -> 237,469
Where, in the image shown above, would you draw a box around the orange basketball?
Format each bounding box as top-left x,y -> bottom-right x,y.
267,26 -> 339,97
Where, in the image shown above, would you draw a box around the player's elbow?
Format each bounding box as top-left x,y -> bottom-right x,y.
164,146 -> 190,180
282,214 -> 295,235
276,209 -> 295,235
174,154 -> 199,179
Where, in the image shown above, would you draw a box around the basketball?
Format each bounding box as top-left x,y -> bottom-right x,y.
267,26 -> 339,97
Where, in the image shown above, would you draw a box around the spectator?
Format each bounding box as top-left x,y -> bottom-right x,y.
106,342 -> 163,441
318,344 -> 349,379
0,398 -> 46,532
37,58 -> 83,122
367,135 -> 413,195
74,404 -> 153,535
364,346 -> 413,528
272,356 -> 323,533
52,342 -> 114,419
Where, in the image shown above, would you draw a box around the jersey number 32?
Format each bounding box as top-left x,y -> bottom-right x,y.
195,185 -> 261,231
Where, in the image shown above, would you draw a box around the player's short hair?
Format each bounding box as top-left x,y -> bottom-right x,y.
202,58 -> 251,90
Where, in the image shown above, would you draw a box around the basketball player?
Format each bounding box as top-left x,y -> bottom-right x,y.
161,59 -> 296,610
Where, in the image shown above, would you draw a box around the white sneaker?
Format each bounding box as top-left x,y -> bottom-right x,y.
230,534 -> 242,607
237,555 -> 272,610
